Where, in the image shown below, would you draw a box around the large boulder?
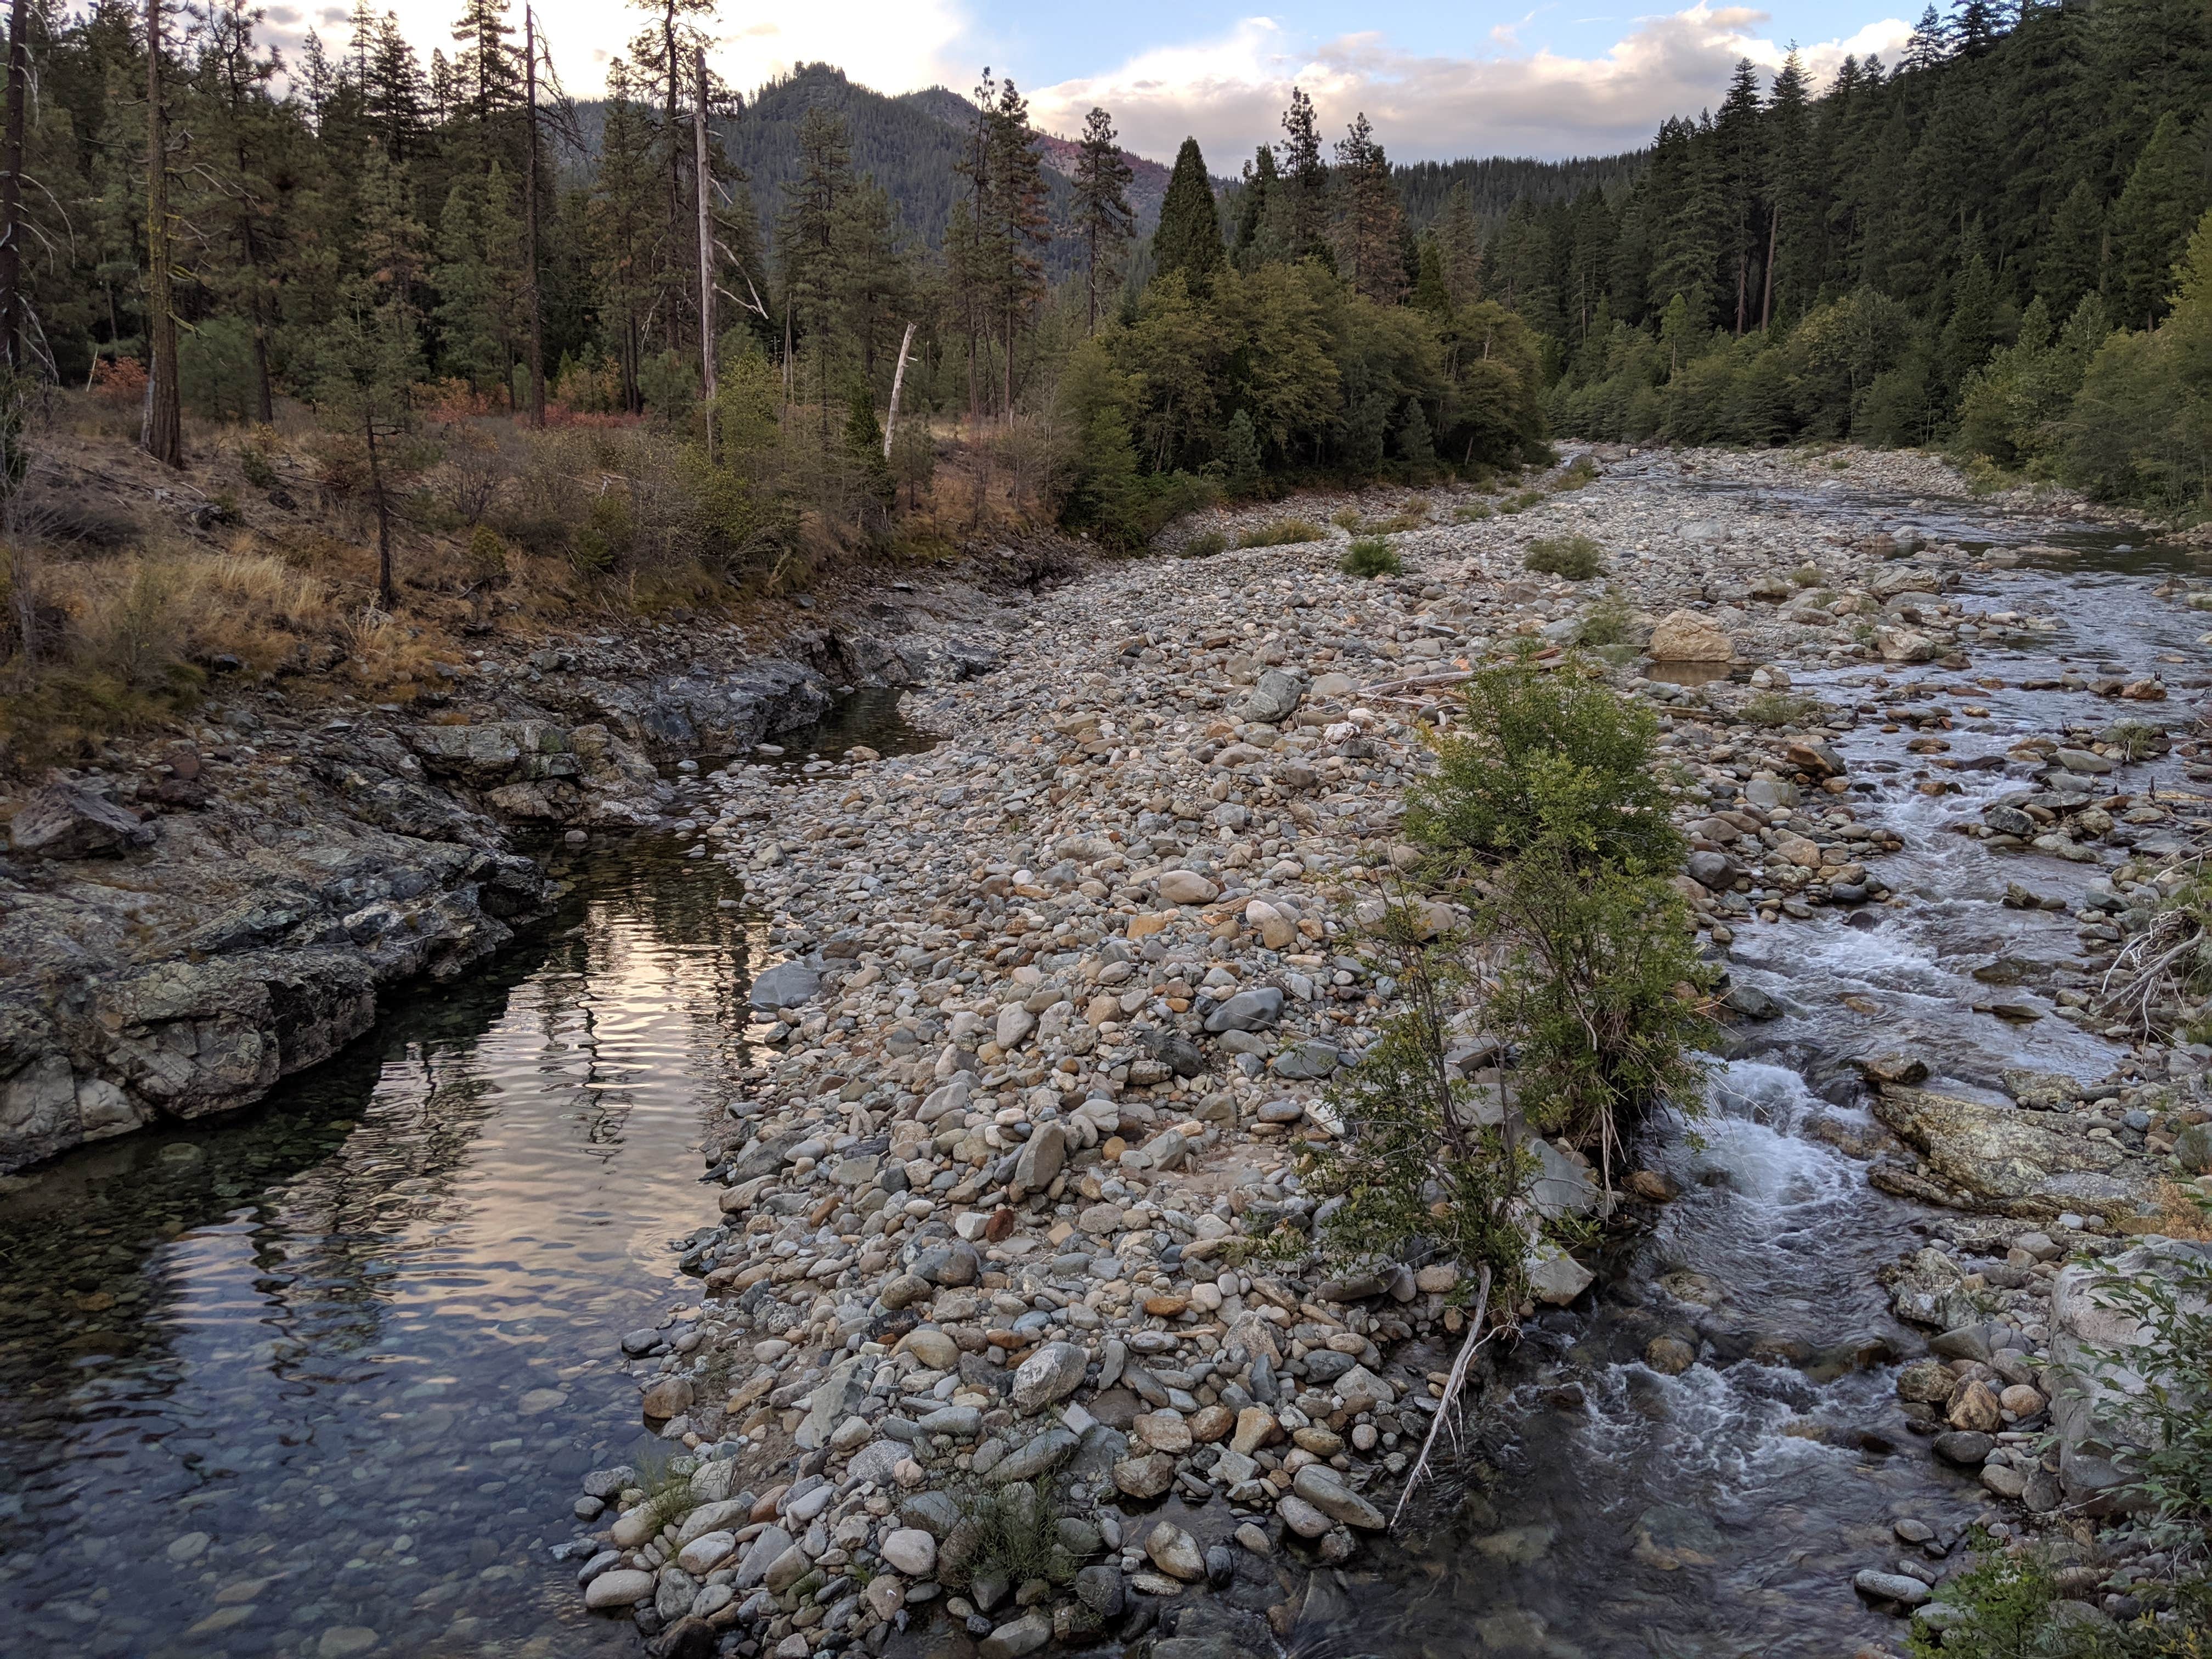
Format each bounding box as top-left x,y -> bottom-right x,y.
8,783 -> 156,858
1870,1086 -> 2157,1221
2046,1239 -> 2212,1507
1647,610 -> 1734,663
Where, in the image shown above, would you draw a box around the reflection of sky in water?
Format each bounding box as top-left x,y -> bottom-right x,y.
0,843 -> 748,1658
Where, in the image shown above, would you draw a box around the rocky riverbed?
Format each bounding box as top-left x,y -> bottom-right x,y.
559,447 -> 2212,1659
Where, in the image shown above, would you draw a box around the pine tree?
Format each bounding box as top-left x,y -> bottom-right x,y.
2038,177 -> 2104,314
1761,50 -> 1822,328
1712,59 -> 1766,334
1153,136 -> 1221,286
590,58 -> 657,409
1437,181 -> 1484,308
449,0 -> 520,131
2108,111 -> 2208,329
1071,106 -> 1132,332
319,142 -> 426,608
1233,145 -> 1274,266
1333,113 -> 1404,304
1277,87 -> 1330,267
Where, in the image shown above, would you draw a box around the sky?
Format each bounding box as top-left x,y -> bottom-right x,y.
267,1 -> 1917,163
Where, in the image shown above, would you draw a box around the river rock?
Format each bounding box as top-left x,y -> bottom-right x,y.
1853,1570 -> 1932,1609
1011,1342 -> 1087,1411
1870,1085 -> 2153,1218
1293,1464 -> 1385,1528
748,961 -> 820,1011
1144,1522 -> 1207,1581
1648,610 -> 1734,663
880,1527 -> 936,1575
584,1568 -> 656,1610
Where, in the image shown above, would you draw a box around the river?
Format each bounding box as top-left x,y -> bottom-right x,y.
0,476 -> 2201,1659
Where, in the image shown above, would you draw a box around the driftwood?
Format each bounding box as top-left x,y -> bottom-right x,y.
1389,1262 -> 1494,1529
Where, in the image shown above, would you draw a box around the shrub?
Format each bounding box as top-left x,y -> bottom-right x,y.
1180,529 -> 1227,558
941,1478 -> 1075,1591
1407,654 -> 1682,877
1577,589 -> 1635,647
1499,488 -> 1545,514
1339,538 -> 1401,578
239,445 -> 280,490
1295,654 -> 1712,1411
2105,720 -> 2166,761
1453,502 -> 1494,522
463,525 -> 509,584
1239,517 -> 1326,549
1792,563 -> 1823,586
1523,534 -> 1606,580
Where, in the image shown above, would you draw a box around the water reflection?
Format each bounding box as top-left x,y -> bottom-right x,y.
0,840 -> 747,1659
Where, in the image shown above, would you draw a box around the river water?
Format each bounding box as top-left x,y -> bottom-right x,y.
0,481 -> 2202,1659
0,839 -> 757,1659
1300,487 -> 2208,1658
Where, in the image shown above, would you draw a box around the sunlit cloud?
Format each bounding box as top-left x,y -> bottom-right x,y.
1029,4 -> 1916,163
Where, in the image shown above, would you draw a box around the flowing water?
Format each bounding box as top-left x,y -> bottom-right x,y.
1,493 -> 2203,1659
1304,488 -> 2209,1657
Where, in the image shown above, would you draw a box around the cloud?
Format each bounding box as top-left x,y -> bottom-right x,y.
1028,4 -> 1916,166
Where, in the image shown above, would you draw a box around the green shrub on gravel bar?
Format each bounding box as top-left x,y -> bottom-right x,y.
1523,534 -> 1606,580
1339,538 -> 1402,578
1238,517 -> 1325,549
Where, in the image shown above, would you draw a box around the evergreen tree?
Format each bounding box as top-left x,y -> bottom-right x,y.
2108,111 -> 2208,328
1153,136 -> 1222,287
1437,181 -> 1484,309
1233,145 -> 1274,266
1071,106 -> 1133,332
1276,87 -> 1331,267
2038,178 -> 2104,315
1333,113 -> 1404,304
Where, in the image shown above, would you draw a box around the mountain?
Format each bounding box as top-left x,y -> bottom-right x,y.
565,65 -> 1172,275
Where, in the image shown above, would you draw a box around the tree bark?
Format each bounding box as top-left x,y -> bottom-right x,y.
1758,210 -> 1779,333
692,42 -> 714,439
0,0 -> 28,371
140,0 -> 182,468
366,401 -> 394,610
882,319 -> 914,460
522,5 -> 544,427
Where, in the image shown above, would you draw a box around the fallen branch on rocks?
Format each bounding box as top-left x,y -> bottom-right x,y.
1389,1262 -> 1493,1530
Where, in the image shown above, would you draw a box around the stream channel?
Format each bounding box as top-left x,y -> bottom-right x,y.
0,480 -> 2202,1659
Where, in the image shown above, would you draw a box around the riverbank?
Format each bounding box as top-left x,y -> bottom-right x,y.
0,560 -> 1022,1171
561,447 -> 2212,1658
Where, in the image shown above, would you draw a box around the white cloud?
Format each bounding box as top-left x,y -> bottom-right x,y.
1029,4 -> 1916,166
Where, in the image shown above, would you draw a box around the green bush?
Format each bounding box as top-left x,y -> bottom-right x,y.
1577,589 -> 1635,647
1181,529 -> 1227,558
1523,534 -> 1606,580
464,524 -> 509,584
1296,656 -> 1711,1326
1339,538 -> 1402,578
1238,517 -> 1326,549
1453,501 -> 1494,522
239,446 -> 279,489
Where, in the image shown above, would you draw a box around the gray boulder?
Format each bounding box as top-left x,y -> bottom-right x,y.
8,783 -> 156,858
749,960 -> 821,1011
